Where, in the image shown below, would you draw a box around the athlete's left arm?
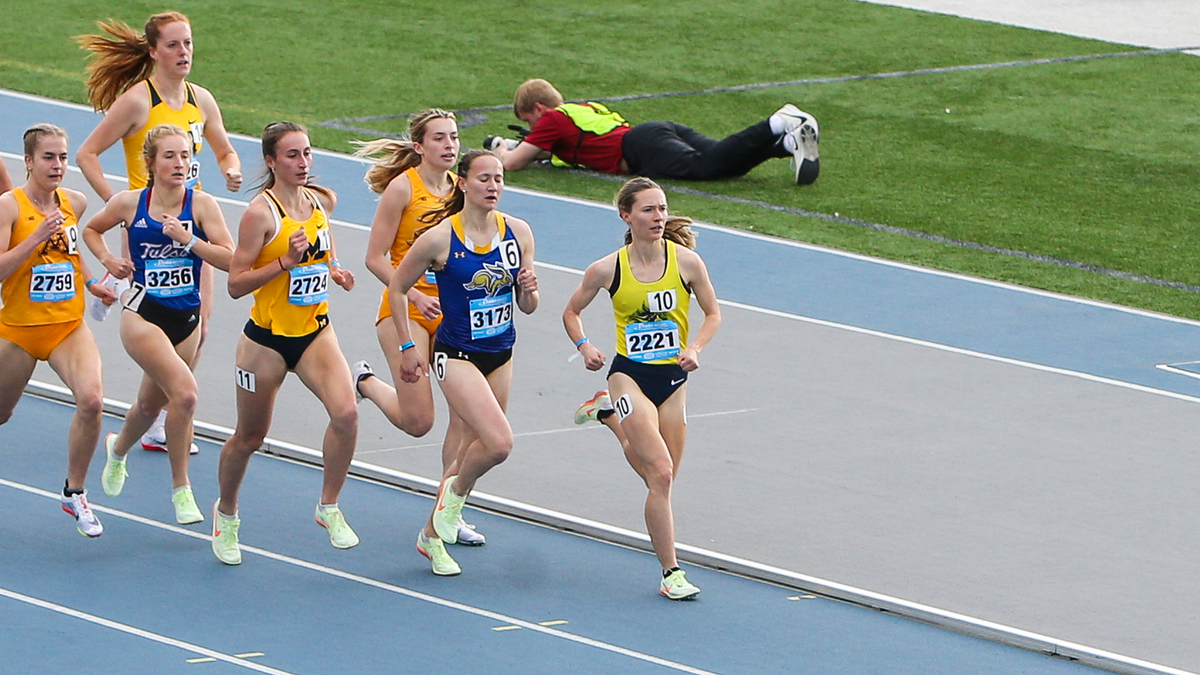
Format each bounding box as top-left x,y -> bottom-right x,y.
316,190 -> 355,292
511,217 -> 539,314
194,86 -> 243,193
168,192 -> 235,271
0,162 -> 11,194
677,248 -> 721,372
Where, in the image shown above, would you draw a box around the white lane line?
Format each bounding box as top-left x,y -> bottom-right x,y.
1156,364 -> 1200,382
0,586 -> 297,674
0,478 -> 722,675
356,408 -> 757,455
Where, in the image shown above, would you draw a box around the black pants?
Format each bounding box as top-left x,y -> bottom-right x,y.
621,120 -> 789,181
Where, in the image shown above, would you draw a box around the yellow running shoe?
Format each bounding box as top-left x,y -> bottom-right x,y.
432,475 -> 466,544
172,486 -> 204,525
211,501 -> 242,565
417,531 -> 461,576
315,504 -> 360,549
660,568 -> 700,601
100,433 -> 128,498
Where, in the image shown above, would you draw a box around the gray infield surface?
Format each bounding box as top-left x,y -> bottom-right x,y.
14,153 -> 1199,673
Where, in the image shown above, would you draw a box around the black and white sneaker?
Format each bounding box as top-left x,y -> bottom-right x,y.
783,114 -> 820,185
351,360 -> 374,403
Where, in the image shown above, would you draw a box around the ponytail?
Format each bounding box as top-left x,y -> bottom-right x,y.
418,149 -> 497,225
76,12 -> 189,112
353,109 -> 457,194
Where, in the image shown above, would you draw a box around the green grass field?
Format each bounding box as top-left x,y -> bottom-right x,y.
5,1 -> 1199,318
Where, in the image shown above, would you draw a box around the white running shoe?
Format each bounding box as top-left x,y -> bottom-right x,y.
140,412 -> 199,455
454,517 -> 486,546
61,490 -> 103,538
351,360 -> 374,403
783,112 -> 820,186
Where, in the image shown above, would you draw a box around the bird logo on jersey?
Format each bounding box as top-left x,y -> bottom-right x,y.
464,261 -> 512,297
629,303 -> 670,325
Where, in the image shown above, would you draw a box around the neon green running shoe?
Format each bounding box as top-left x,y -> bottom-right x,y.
100,433 -> 128,498
417,531 -> 461,576
573,390 -> 611,425
660,568 -> 701,601
172,486 -> 204,525
432,475 -> 466,544
211,501 -> 242,565
315,505 -> 360,549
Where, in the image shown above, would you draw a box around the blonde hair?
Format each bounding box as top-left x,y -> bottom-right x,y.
513,78 -> 564,119
77,12 -> 190,111
141,124 -> 190,187
353,109 -> 457,194
23,123 -> 68,158
615,178 -> 696,250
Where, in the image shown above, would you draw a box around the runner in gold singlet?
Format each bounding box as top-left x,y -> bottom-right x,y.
211,122 -> 359,566
0,124 -> 117,538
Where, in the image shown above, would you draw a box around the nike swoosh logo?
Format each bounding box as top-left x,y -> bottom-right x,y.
671,379 -> 685,386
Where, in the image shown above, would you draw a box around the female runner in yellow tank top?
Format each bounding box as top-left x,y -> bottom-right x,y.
563,178 -> 721,600
0,124 -> 117,538
351,110 -> 483,546
75,12 -> 242,455
211,122 -> 358,566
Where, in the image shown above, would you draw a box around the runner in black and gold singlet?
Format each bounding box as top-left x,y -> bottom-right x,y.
563,178 -> 722,600
212,122 -> 359,566
76,11 -> 243,455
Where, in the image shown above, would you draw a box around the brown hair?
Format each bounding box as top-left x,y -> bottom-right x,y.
622,216 -> 697,250
615,178 -> 696,250
77,12 -> 190,111
23,123 -> 68,158
252,121 -> 334,200
419,149 -> 500,225
353,109 -> 457,194
141,124 -> 190,187
512,78 -> 564,119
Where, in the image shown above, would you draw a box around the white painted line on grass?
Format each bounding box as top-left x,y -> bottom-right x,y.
0,586 -> 297,674
0,477 -> 723,675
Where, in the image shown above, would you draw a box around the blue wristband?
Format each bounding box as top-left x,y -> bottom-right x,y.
575,337 -> 589,348
330,259 -> 341,267
399,341 -> 416,352
86,278 -> 99,287
182,234 -> 199,253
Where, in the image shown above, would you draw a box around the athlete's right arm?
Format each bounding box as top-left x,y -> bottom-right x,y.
228,197 -> 307,299
0,162 -> 12,195
364,173 -> 410,286
75,88 -> 149,203
82,191 -> 137,279
388,221 -> 449,382
0,194 -> 54,282
562,253 -> 616,372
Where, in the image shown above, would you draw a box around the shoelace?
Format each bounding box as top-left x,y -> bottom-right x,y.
75,498 -> 96,522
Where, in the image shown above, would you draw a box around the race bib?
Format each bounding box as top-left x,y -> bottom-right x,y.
423,269 -> 438,285
184,160 -> 201,189
468,292 -> 512,339
625,320 -> 681,362
288,262 -> 329,306
29,262 -> 75,302
144,257 -> 195,298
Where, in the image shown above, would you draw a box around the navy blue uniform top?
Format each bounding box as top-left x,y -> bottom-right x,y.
127,187 -> 206,310
434,212 -> 520,352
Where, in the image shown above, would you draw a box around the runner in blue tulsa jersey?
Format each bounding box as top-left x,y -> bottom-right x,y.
388,149 -> 538,575
563,178 -> 721,600
83,124 -> 234,525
